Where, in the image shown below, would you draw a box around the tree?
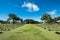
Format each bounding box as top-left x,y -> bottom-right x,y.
20,19 -> 23,23
24,19 -> 33,24
47,16 -> 60,24
0,20 -> 4,24
0,20 -> 9,24
14,17 -> 20,21
24,19 -> 39,24
54,16 -> 60,21
46,19 -> 54,24
53,16 -> 60,23
41,13 -> 52,23
8,14 -> 21,24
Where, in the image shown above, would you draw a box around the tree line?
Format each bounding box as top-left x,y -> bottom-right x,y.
0,13 -> 39,24
41,13 -> 60,24
0,13 -> 60,24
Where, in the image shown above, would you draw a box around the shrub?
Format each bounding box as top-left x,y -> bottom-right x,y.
55,32 -> 60,34
0,31 -> 3,34
48,29 -> 51,31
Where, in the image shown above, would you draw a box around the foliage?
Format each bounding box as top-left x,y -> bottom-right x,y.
54,16 -> 60,22
0,20 -> 9,24
24,19 -> 39,24
8,14 -> 21,24
41,13 -> 52,23
46,19 -> 56,24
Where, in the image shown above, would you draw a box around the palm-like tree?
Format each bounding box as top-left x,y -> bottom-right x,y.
8,13 -> 21,24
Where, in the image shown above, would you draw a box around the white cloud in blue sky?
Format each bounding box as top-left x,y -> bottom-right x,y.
22,2 -> 39,12
48,10 -> 56,15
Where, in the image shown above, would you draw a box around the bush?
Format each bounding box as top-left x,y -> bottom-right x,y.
44,28 -> 46,29
0,31 -> 3,34
48,29 -> 51,31
55,32 -> 60,34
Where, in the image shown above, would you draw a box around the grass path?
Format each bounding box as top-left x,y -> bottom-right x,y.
0,24 -> 60,40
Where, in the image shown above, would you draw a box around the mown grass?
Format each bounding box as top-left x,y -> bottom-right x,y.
0,24 -> 60,40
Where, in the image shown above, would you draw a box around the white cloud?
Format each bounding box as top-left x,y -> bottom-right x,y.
22,2 -> 39,12
48,10 -> 56,15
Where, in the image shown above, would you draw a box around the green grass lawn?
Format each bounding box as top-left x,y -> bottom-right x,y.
0,24 -> 60,40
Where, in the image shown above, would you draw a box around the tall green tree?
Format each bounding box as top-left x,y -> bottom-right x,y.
41,13 -> 52,23
8,14 -> 20,24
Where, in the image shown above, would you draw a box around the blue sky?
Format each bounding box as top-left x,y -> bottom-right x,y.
0,0 -> 60,21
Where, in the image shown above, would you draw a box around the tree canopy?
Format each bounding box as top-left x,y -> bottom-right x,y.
24,19 -> 39,24
8,13 -> 21,24
41,13 -> 52,23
